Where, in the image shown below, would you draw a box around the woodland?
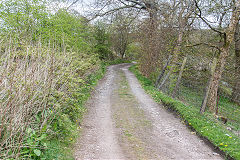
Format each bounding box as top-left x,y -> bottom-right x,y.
0,0 -> 240,159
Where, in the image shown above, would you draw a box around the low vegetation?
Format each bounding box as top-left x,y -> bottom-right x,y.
0,0 -> 128,159
1,0 -> 240,159
130,65 -> 240,160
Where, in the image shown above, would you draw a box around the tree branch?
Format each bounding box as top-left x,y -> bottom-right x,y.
89,4 -> 141,21
193,0 -> 224,35
124,0 -> 147,9
186,42 -> 220,50
67,0 -> 80,10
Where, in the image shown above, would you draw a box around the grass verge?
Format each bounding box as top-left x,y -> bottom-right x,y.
44,60 -> 130,159
129,64 -> 240,160
41,63 -> 106,160
177,84 -> 240,133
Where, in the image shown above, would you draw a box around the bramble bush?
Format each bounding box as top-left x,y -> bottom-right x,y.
0,0 -> 105,159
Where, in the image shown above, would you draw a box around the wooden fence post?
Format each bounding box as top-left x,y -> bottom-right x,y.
158,71 -> 171,90
155,55 -> 172,87
172,56 -> 188,98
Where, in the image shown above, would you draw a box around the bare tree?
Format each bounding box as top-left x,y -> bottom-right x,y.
155,0 -> 195,87
110,11 -> 134,58
194,0 -> 240,112
232,22 -> 240,103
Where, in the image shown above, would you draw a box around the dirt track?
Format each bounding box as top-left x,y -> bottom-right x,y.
74,63 -> 223,160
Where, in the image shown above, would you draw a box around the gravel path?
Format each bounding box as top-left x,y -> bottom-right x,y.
74,63 -> 223,160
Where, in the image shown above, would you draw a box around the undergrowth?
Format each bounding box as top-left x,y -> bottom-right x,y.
43,62 -> 107,160
42,61 -> 128,159
130,64 -> 240,160
177,86 -> 240,133
0,0 -> 130,158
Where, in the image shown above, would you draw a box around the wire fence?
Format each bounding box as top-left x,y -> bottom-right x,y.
156,55 -> 240,137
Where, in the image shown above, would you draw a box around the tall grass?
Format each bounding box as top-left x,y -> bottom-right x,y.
0,33 -> 100,159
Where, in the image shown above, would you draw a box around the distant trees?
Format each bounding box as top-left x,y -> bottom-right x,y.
88,0 -> 240,109
110,11 -> 132,59
94,22 -> 113,60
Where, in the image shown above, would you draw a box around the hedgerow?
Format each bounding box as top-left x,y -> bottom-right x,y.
0,0 -> 111,159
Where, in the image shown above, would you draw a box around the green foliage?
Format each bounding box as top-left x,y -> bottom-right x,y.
0,0 -> 48,35
126,42 -> 141,60
41,57 -> 105,159
20,128 -> 47,159
0,1 -> 109,159
0,0 -> 123,159
105,58 -> 132,65
47,10 -> 94,52
130,65 -> 240,160
94,22 -> 113,60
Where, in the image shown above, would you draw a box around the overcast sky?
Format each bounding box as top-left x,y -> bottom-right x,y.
70,0 -> 96,16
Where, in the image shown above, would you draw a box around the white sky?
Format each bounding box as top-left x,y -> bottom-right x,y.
70,0 -> 96,16
48,0 -> 94,14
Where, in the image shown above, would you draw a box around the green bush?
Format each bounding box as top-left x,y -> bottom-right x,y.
94,22 -> 113,60
0,1 -> 105,159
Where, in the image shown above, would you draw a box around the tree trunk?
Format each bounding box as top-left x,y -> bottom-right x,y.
168,1 -> 185,75
208,49 -> 229,112
157,25 -> 184,89
232,23 -> 240,103
200,58 -> 217,114
207,1 -> 240,112
173,28 -> 184,63
140,8 -> 158,77
158,70 -> 171,90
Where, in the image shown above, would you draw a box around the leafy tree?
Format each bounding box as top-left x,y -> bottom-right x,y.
94,22 -> 112,60
0,0 -> 48,37
47,9 -> 94,52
